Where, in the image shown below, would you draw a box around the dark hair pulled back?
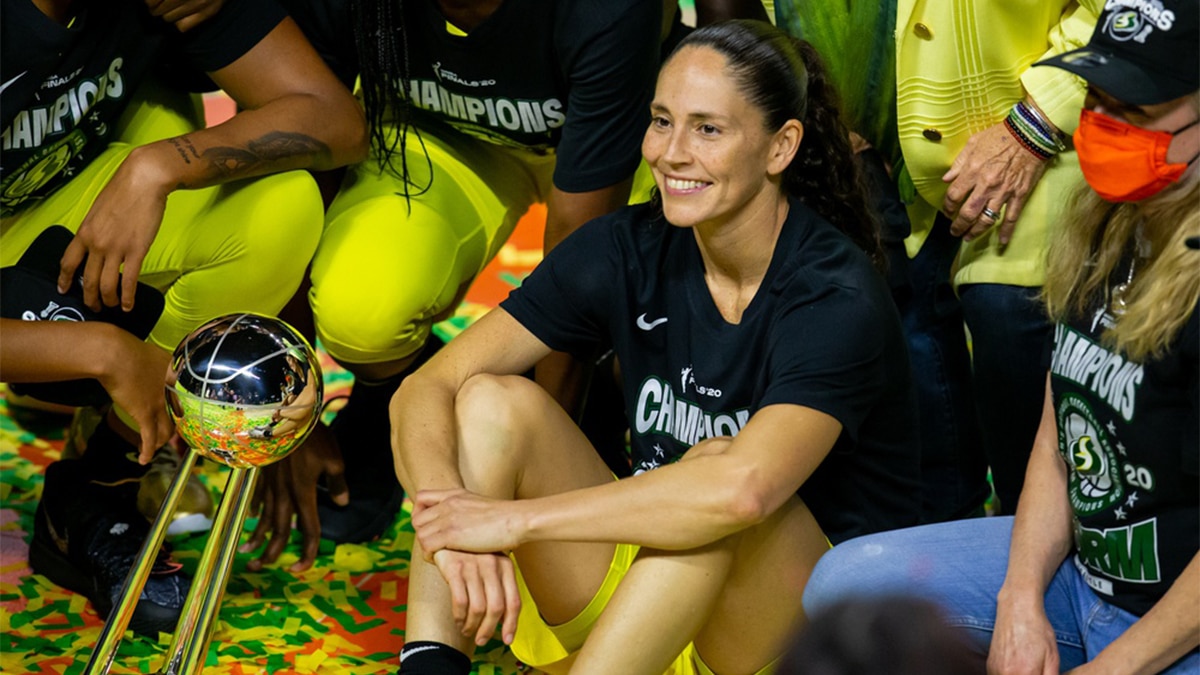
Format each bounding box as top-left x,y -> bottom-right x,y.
673,20 -> 885,270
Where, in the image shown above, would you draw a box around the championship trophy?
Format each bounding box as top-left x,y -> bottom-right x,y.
86,313 -> 324,674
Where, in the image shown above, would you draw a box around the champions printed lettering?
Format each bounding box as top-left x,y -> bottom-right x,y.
633,376 -> 750,447
2,59 -> 125,151
1051,324 -> 1144,421
407,78 -> 564,135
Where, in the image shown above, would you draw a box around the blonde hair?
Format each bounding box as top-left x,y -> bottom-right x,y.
1042,177 -> 1200,362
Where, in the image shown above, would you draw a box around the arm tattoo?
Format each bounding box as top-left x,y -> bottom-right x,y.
168,138 -> 192,164
168,136 -> 203,165
200,131 -> 332,180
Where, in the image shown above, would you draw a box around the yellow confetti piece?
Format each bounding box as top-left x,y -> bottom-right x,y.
332,544 -> 384,573
319,633 -> 364,654
380,580 -> 396,601
68,593 -> 86,614
381,528 -> 415,553
295,648 -> 329,671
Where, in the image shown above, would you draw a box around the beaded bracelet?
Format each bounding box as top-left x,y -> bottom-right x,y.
1004,115 -> 1054,160
1009,111 -> 1058,157
1018,100 -> 1068,152
1004,100 -> 1066,160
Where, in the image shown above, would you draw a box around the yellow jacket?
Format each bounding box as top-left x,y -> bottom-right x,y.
897,0 -> 1101,287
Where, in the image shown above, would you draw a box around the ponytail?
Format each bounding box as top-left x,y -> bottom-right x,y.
785,40 -> 885,271
673,20 -> 885,271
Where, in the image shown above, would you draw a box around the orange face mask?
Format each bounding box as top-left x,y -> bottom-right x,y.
1074,109 -> 1195,203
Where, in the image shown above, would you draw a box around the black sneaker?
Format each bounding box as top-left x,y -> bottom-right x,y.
317,336 -> 444,543
29,456 -> 190,637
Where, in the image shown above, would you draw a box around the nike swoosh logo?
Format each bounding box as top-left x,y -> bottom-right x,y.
0,71 -> 27,96
400,644 -> 441,662
636,313 -> 668,330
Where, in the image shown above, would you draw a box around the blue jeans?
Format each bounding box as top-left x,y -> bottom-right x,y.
959,283 -> 1053,515
803,517 -> 1200,673
894,216 -> 991,522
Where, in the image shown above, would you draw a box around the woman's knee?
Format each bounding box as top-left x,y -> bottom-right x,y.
311,197 -> 466,364
452,374 -> 552,489
313,289 -> 433,366
455,374 -> 544,439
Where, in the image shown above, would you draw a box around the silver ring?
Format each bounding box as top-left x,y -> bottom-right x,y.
981,206 -> 1000,221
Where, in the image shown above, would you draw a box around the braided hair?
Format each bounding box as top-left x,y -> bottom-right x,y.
671,20 -> 885,271
351,0 -> 432,202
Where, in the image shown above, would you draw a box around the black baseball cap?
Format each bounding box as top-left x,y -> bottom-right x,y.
1,225 -> 165,406
1036,0 -> 1199,105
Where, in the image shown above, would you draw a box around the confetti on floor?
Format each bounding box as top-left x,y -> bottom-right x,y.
0,209 -> 548,675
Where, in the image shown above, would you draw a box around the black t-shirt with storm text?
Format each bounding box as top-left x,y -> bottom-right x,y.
1050,290 -> 1199,617
502,201 -> 922,544
0,0 -> 285,215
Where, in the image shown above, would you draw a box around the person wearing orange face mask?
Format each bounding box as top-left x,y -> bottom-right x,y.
802,2 -> 1199,673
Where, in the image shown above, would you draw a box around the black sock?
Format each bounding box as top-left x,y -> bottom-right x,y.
397,641 -> 471,675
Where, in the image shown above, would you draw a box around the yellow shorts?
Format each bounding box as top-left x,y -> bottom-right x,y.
510,544 -> 776,675
0,81 -> 323,352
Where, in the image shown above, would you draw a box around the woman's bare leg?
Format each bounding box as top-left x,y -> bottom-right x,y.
691,496 -> 825,675
571,439 -> 827,675
400,374 -> 617,650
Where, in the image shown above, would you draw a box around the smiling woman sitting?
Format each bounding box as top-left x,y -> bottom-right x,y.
388,20 -> 922,675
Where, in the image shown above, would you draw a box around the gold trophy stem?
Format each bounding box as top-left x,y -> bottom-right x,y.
85,450 -> 200,674
160,466 -> 258,675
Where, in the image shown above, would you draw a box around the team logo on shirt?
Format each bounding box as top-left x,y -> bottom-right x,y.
2,58 -> 126,213
1102,1 -> 1177,44
1058,393 -> 1124,516
2,131 -> 87,214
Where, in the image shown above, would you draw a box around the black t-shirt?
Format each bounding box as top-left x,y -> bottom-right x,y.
502,201 -> 922,544
1049,287 -> 1199,617
281,0 -> 659,193
0,0 -> 286,215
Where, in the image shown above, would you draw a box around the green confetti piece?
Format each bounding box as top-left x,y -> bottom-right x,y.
498,271 -> 528,288
310,597 -> 386,634
347,595 -> 375,617
267,652 -> 286,674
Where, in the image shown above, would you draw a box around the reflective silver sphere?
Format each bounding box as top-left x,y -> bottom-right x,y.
167,313 -> 323,469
